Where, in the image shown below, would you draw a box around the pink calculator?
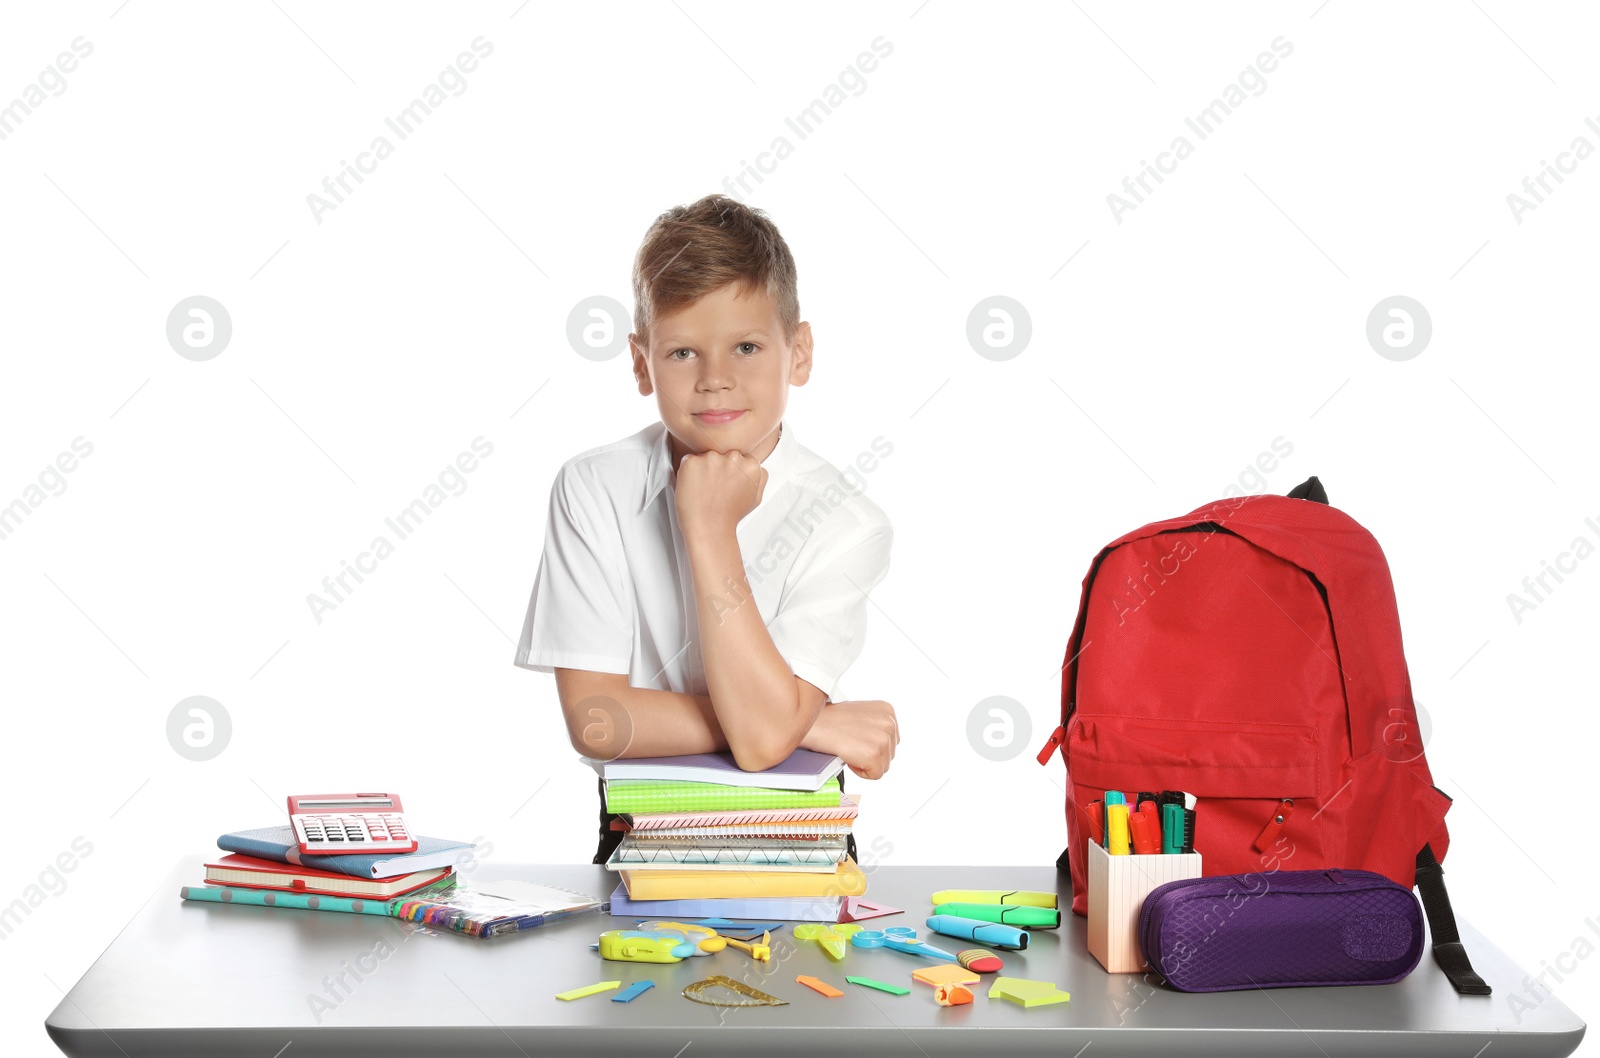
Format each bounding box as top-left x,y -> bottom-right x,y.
287,793 -> 417,855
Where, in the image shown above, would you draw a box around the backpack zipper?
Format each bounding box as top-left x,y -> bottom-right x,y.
1035,724 -> 1066,765
1252,798 -> 1295,852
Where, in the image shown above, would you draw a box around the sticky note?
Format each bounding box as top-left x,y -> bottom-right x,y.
612,981 -> 655,1003
846,975 -> 910,996
911,963 -> 980,987
796,975 -> 844,998
987,976 -> 1070,1008
556,980 -> 622,1001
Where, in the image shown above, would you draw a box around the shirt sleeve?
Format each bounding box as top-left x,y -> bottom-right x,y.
513,463 -> 632,675
764,520 -> 893,701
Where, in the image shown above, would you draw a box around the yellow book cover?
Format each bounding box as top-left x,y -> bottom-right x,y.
621,856 -> 866,900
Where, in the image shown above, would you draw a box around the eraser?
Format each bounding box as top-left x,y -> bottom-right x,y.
956,948 -> 1004,973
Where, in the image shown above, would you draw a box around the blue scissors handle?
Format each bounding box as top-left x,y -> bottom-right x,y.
851,927 -> 957,961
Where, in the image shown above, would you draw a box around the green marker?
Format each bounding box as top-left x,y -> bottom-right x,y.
933,903 -> 1061,930
846,975 -> 910,995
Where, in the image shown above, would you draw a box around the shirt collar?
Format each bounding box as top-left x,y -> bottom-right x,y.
640,421 -> 795,515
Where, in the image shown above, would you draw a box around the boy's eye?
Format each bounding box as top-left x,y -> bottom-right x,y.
667,343 -> 757,360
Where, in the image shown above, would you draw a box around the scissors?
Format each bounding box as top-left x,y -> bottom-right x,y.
850,926 -> 959,962
793,923 -> 866,960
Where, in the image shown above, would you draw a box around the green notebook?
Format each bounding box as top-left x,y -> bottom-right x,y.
606,777 -> 842,815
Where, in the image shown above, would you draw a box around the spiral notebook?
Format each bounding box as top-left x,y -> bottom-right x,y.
622,794 -> 861,831
605,835 -> 849,871
604,777 -> 841,815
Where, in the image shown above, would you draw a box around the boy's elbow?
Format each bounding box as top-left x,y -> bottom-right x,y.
729,741 -> 783,774
729,729 -> 798,773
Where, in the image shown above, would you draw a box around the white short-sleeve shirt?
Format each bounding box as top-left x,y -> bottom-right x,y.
514,421 -> 892,705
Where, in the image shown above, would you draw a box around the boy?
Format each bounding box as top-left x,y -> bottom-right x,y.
514,194 -> 900,864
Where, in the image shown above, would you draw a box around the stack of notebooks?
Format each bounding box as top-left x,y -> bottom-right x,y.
180,826 -> 605,938
601,748 -> 868,921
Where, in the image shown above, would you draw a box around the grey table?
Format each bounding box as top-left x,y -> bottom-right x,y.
46,858 -> 1585,1057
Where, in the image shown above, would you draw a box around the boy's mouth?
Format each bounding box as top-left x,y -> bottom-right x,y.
693,409 -> 746,425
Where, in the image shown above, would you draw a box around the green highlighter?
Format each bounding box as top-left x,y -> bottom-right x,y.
932,903 -> 1061,930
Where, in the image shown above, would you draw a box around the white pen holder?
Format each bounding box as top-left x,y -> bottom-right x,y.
1086,838 -> 1202,973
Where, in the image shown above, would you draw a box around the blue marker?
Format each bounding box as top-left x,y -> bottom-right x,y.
925,914 -> 1028,951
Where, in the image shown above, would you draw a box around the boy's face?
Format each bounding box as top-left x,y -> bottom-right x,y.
630,281 -> 813,468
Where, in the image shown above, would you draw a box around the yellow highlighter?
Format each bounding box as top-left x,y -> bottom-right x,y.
1106,803 -> 1132,855
930,890 -> 1058,909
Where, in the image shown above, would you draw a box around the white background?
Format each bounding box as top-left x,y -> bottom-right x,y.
2,0 -> 1596,1051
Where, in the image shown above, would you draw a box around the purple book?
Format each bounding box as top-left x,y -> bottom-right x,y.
598,748 -> 844,792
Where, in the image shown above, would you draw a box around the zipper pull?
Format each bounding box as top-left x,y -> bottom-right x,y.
1251,798 -> 1295,852
1035,724 -> 1066,765
1325,868 -> 1344,884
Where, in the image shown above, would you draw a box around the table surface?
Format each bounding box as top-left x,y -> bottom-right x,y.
45,858 -> 1585,1058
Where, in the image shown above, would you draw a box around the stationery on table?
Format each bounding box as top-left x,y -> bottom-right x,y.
619,855 -> 867,901
606,834 -> 849,870
602,777 -> 844,815
394,879 -> 607,939
201,854 -> 450,899
618,794 -> 859,835
183,792 -> 605,940
601,750 -> 872,924
598,748 -> 844,791
605,890 -> 845,921
179,879 -> 454,917
1087,787 -> 1204,972
1091,789 -> 1196,855
217,825 -> 476,878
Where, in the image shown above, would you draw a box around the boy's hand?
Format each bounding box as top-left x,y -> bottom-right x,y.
801,699 -> 899,780
675,449 -> 767,541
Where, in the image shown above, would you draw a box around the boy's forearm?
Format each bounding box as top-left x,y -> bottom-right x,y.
687,528 -> 817,770
577,683 -> 730,759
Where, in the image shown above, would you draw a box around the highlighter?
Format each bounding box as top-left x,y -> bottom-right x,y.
1105,803 -> 1131,855
929,890 -> 1057,909
933,903 -> 1061,929
1161,803 -> 1186,855
925,914 -> 1029,951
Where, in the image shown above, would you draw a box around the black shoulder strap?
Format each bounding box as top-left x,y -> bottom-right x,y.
1415,844 -> 1492,995
1287,475 -> 1329,504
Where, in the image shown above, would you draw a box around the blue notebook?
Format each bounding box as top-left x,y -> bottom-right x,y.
218,826 -> 476,879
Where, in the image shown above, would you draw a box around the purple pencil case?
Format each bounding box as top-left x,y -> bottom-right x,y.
1138,868 -> 1424,992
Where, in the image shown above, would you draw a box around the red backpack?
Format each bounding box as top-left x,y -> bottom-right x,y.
1034,477 -> 1490,995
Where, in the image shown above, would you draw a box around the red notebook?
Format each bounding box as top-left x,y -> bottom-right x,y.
203,854 -> 450,899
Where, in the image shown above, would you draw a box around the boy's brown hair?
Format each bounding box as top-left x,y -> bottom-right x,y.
632,194 -> 801,344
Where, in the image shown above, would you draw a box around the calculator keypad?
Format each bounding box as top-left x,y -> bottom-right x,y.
293,812 -> 413,853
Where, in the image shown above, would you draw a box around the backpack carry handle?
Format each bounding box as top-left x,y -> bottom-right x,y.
1287,475 -> 1329,504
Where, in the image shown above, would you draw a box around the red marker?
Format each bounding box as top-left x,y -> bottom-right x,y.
1086,801 -> 1105,846
1129,805 -> 1159,855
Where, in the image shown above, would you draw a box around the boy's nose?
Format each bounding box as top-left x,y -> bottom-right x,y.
696,363 -> 733,389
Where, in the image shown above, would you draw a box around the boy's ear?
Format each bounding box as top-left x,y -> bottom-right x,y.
629,334 -> 653,396
788,321 -> 814,387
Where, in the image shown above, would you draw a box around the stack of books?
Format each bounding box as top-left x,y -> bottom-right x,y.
600,748 -> 867,921
180,826 -> 473,914
179,827 -> 606,937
